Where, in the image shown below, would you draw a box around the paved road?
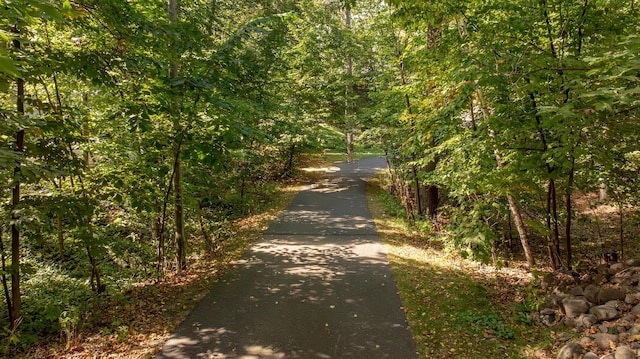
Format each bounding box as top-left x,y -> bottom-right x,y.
155,157 -> 418,359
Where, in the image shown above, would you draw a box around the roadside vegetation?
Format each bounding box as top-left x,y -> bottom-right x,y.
368,174 -> 562,359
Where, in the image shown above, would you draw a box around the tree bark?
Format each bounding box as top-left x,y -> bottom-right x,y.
169,0 -> 186,271
10,27 -> 24,331
344,7 -> 354,163
564,156 -> 575,269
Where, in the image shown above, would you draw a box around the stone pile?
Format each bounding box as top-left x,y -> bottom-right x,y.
539,259 -> 640,359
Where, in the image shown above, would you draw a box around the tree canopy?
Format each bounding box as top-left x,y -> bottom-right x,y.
1,0 -> 639,353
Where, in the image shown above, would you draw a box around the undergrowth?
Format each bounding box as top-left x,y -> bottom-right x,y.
366,174 -> 556,358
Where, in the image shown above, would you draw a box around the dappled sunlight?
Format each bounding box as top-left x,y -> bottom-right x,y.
301,166 -> 341,173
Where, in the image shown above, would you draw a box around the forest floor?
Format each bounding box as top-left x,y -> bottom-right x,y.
16,154 -> 640,359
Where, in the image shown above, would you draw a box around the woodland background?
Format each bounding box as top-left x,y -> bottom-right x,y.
1,0 -> 639,357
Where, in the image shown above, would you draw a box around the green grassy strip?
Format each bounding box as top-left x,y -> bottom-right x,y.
366,176 -> 554,358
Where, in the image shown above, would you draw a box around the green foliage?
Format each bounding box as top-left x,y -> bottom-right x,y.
454,310 -> 515,340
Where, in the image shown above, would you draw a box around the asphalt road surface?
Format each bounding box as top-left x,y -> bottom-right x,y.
155,157 -> 418,359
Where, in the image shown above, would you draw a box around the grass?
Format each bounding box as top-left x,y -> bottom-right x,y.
366,175 -> 557,359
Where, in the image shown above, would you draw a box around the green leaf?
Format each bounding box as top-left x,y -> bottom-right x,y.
30,1 -> 64,22
0,55 -> 20,77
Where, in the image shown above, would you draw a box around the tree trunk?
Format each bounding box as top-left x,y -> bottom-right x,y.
477,89 -> 535,267
564,156 -> 575,269
153,215 -> 163,274
344,7 -> 354,164
618,200 -> 624,260
10,28 -> 24,332
1,227 -> 12,326
169,0 -> 187,271
174,155 -> 186,271
85,245 -> 104,293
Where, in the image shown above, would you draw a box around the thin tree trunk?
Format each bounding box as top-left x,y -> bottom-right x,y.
169,0 -> 186,271
1,226 -> 12,328
10,27 -> 24,331
618,200 -> 624,260
564,156 -> 575,269
477,89 -> 535,267
526,84 -> 560,268
85,245 -> 103,293
344,7 -> 354,164
198,203 -> 212,253
399,50 -> 423,217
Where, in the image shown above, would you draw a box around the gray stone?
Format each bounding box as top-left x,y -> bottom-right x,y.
590,304 -> 619,321
579,336 -> 595,346
584,284 -> 601,304
625,259 -> 640,267
629,323 -> 640,335
594,273 -> 609,285
592,333 -> 619,350
614,345 -> 636,359
583,353 -> 599,359
631,303 -> 640,315
621,314 -> 636,324
563,297 -> 591,318
619,332 -> 629,341
606,299 -> 623,307
599,263 -> 611,274
625,293 -> 639,305
598,288 -> 626,304
568,286 -> 584,296
601,355 -> 615,359
576,313 -> 599,328
544,295 -> 562,310
556,343 -> 585,359
610,263 -> 626,275
539,308 -> 557,326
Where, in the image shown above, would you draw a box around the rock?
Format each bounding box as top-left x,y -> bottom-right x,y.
626,259 -> 640,267
594,273 -> 609,285
598,288 -> 626,304
556,343 -> 585,359
584,284 -> 601,304
576,313 -> 599,328
619,331 -> 629,341
599,264 -> 611,274
563,297 -> 591,318
539,308 -> 557,326
590,304 -> 619,321
610,263 -> 626,275
601,355 -> 615,359
544,295 -> 563,310
614,345 -> 636,359
631,303 -> 640,315
583,353 -> 599,359
629,323 -> 640,335
625,293 -> 639,305
592,333 -> 619,350
621,314 -> 636,328
606,299 -> 623,307
568,286 -> 584,296
579,336 -> 596,347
